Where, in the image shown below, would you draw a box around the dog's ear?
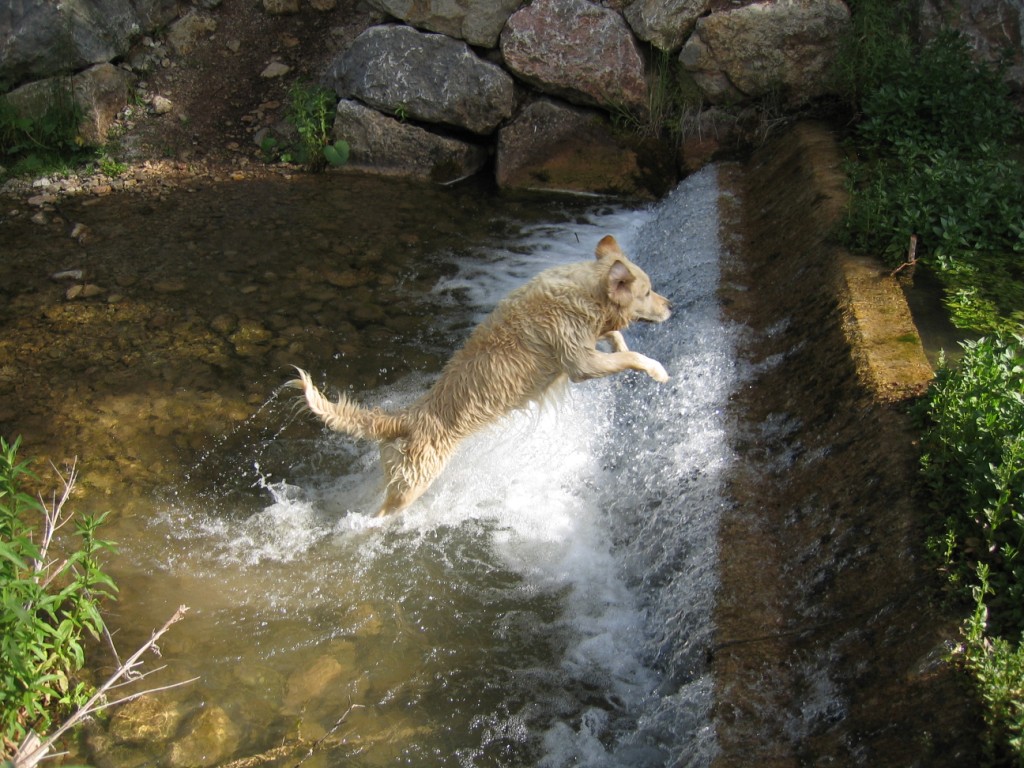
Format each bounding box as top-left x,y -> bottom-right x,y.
607,260 -> 635,306
595,235 -> 623,261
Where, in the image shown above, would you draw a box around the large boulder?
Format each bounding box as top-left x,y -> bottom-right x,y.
495,98 -> 672,198
364,0 -> 524,47
72,62 -> 136,144
333,98 -> 489,183
0,0 -> 178,91
679,0 -> 850,104
329,24 -> 515,135
500,0 -> 649,114
4,62 -> 135,145
624,0 -> 711,53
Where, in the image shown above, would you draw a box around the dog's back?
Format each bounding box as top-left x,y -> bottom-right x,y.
291,235 -> 670,515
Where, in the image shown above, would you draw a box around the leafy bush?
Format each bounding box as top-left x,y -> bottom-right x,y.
830,0 -> 917,108
917,336 -> 1024,762
0,79 -> 88,178
260,81 -> 349,171
0,436 -> 116,750
962,566 -> 1024,766
837,10 -> 1024,334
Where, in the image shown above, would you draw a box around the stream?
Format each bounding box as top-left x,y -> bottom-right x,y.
0,131 -> 982,767
3,167 -> 728,766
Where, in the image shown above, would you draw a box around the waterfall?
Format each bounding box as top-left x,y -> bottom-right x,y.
126,167 -> 733,767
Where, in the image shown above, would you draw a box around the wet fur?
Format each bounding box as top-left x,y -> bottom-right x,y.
289,235 -> 671,516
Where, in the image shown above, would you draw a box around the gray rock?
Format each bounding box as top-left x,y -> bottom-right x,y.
260,60 -> 292,78
72,63 -> 136,145
500,0 -> 648,113
333,98 -> 488,183
624,0 -> 710,52
679,0 -> 851,104
0,0 -> 177,89
365,0 -> 524,47
165,11 -> 218,55
329,25 -> 515,135
150,94 -> 173,114
4,63 -> 135,147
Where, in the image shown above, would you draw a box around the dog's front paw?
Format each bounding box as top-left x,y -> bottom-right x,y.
648,360 -> 670,383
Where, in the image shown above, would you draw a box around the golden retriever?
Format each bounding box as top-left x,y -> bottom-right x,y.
289,235 -> 671,516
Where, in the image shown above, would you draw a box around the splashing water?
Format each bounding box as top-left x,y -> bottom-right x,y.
108,167 -> 732,767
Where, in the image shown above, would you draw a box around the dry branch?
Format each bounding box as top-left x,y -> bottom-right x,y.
11,606 -> 195,768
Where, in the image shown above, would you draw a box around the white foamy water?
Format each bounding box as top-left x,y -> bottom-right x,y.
129,168 -> 731,767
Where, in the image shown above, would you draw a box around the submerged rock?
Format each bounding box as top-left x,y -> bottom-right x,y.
108,696 -> 186,745
167,705 -> 240,768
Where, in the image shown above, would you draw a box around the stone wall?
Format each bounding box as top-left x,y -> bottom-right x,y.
2,0 -> 1022,194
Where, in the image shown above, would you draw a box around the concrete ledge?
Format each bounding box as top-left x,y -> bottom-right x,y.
838,253 -> 934,402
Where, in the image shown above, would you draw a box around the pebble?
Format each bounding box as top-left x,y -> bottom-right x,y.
66,284 -> 105,300
260,60 -> 291,78
151,95 -> 174,115
153,278 -> 187,293
52,269 -> 85,282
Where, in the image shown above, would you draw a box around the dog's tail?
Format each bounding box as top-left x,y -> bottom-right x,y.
287,367 -> 407,442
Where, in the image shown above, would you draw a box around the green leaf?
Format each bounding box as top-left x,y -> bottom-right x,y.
323,140 -> 349,167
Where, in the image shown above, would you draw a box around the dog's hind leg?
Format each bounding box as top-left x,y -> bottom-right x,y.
376,439 -> 449,516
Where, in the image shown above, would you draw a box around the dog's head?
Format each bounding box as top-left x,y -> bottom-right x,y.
596,235 -> 672,325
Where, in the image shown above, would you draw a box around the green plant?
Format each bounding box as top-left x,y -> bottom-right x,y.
262,81 -> 349,171
960,566 -> 1024,765
917,336 -> 1024,761
837,12 -> 1024,334
918,336 -> 1024,636
0,78 -> 88,178
0,436 -> 117,750
95,151 -> 128,177
612,48 -> 699,143
830,0 -> 918,108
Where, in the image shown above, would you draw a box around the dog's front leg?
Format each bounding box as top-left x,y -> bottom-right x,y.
599,330 -> 629,352
570,349 -> 669,383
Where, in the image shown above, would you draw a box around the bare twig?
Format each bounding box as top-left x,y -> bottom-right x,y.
12,606 -> 193,768
291,701 -> 364,768
216,702 -> 365,768
891,233 -> 919,276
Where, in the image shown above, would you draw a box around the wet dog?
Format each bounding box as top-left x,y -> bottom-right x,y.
289,235 -> 671,516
